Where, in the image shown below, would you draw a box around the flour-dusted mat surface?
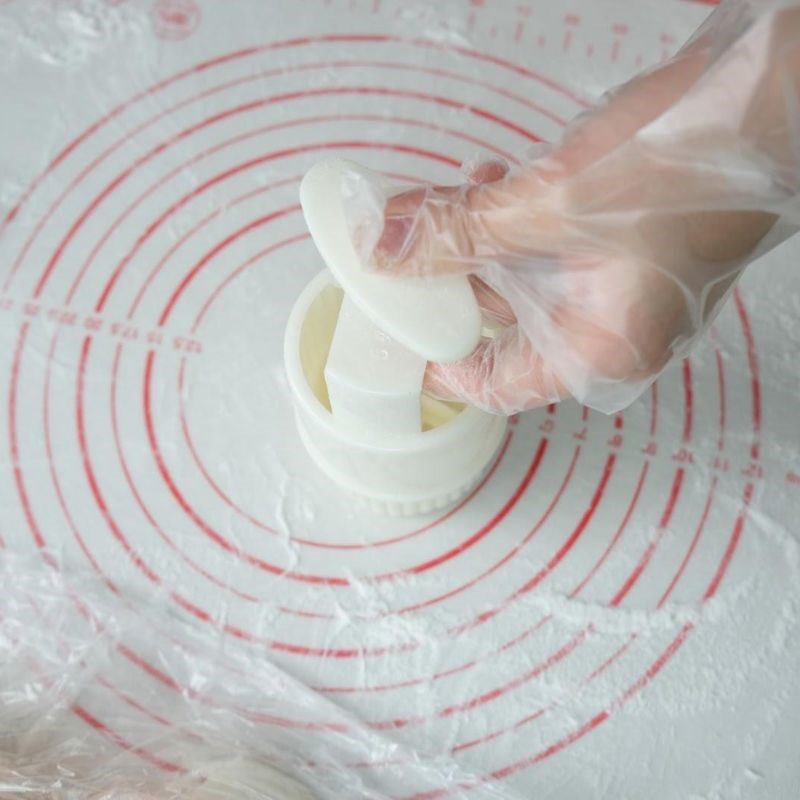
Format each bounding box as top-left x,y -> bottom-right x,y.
1,1 -> 799,797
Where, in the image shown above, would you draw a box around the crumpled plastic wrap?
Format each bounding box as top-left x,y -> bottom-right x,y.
0,551 -> 515,799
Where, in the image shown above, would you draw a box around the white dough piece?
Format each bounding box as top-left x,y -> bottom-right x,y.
299,158 -> 481,364
324,296 -> 426,435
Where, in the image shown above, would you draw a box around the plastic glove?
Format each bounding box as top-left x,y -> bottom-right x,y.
355,0 -> 800,415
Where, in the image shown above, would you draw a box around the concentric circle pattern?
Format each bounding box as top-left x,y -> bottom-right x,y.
2,2 -> 800,798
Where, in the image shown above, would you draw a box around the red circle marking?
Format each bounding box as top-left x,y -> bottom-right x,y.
110,344 -> 261,604
130,176 -> 302,319
32,85 -> 516,302
0,32 -> 586,256
569,461 -> 649,598
3,52 -> 549,295
68,111 -> 517,309
7,324 -> 47,551
43,331 -> 121,594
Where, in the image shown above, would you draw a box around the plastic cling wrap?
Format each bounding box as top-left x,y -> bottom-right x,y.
1,551 -> 516,799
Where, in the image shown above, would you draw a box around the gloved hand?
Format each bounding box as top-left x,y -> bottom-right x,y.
354,0 -> 800,415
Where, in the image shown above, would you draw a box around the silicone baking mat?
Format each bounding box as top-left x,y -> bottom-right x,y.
2,0 -> 799,797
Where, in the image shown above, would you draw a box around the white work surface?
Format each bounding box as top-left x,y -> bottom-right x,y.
1,1 -> 799,798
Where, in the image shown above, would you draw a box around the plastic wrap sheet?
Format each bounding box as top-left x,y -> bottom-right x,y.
1,1 -> 800,798
1,552 -> 516,798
